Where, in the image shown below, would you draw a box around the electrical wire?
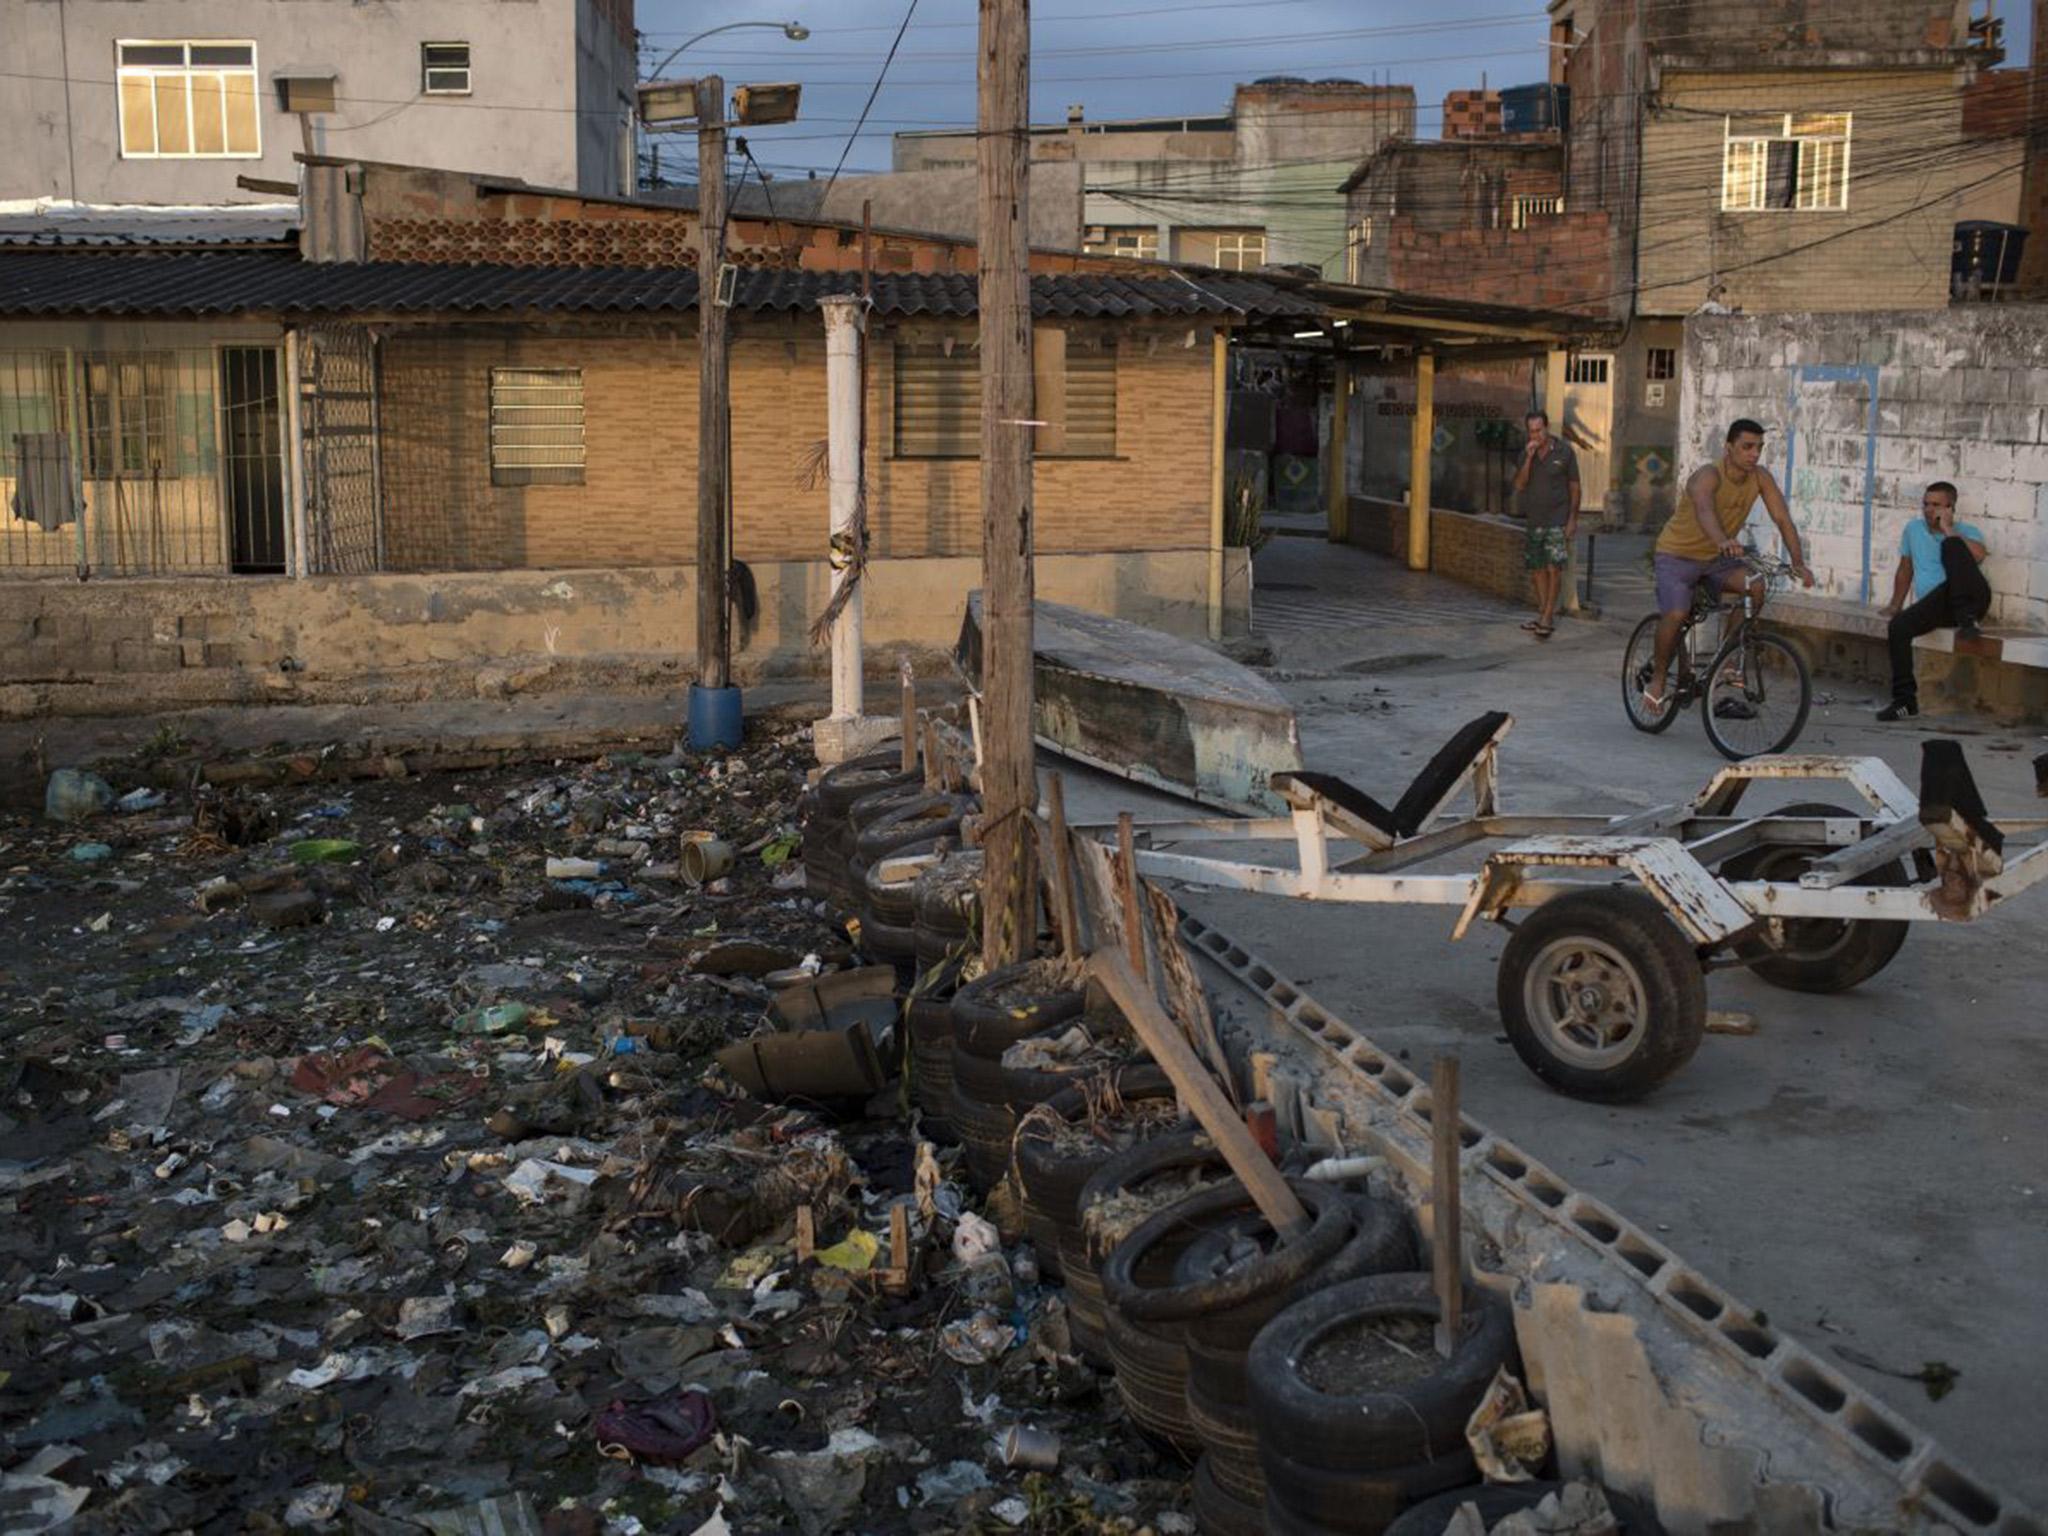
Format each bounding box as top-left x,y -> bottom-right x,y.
821,0 -> 921,202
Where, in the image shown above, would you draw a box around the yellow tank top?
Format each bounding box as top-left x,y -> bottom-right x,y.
1658,464 -> 1758,560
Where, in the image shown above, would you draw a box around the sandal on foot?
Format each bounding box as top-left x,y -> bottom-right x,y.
1520,618 -> 1546,632
1533,623 -> 1555,639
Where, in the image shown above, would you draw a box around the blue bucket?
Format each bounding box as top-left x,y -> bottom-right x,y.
687,684 -> 745,751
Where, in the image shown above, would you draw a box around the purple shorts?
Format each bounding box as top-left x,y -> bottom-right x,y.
1654,552 -> 1746,614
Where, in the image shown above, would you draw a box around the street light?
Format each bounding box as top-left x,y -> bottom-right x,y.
644,20 -> 808,89
636,19 -> 807,189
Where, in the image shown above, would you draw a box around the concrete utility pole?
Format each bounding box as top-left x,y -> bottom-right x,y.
814,296 -> 896,763
696,74 -> 732,695
977,0 -> 1038,968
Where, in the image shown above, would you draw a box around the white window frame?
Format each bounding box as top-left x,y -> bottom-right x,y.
422,41 -> 472,96
1511,194 -> 1566,231
115,39 -> 262,160
1209,229 -> 1267,272
1645,346 -> 1677,381
1082,226 -> 1160,261
1721,112 -> 1851,212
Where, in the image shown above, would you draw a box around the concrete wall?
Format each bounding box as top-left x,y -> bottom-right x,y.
0,0 -> 631,203
1638,68 -> 1979,316
1679,308 -> 2048,634
0,548 -> 1251,718
809,163 -> 1084,252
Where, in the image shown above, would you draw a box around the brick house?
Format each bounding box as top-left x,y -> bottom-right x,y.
0,244 -> 1322,716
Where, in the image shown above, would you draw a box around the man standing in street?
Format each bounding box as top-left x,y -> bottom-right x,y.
1876,482 -> 1991,721
1640,419 -> 1813,717
1512,410 -> 1578,639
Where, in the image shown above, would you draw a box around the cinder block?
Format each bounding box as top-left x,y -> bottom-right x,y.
113,639 -> 180,673
2006,443 -> 2048,484
1987,404 -> 2042,442
33,614 -> 87,643
204,641 -> 256,668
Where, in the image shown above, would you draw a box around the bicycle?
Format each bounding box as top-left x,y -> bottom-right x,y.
1621,551 -> 1811,760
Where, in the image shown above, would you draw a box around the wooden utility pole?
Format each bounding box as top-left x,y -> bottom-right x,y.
977,0 -> 1037,968
696,74 -> 732,691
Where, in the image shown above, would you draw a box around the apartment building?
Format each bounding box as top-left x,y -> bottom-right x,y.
0,0 -> 637,202
893,80 -> 1416,277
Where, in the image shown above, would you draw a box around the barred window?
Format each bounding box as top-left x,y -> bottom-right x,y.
1645,347 -> 1677,381
893,336 -> 1116,459
80,354 -> 178,479
489,368 -> 585,485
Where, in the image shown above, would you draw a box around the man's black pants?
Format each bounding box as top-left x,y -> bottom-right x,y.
1888,536 -> 1992,705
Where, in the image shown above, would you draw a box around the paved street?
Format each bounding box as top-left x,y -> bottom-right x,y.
1080,533 -> 2048,1512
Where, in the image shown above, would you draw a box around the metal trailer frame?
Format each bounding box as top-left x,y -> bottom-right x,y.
1073,716 -> 2048,1096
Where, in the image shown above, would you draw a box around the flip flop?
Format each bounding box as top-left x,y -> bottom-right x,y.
1641,688 -> 1668,716
1533,623 -> 1555,639
1520,619 -> 1546,632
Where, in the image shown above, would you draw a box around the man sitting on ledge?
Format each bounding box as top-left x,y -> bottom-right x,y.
1876,481 -> 1991,723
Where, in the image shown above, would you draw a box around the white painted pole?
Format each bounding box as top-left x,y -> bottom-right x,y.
283,328 -> 309,579
821,294 -> 864,721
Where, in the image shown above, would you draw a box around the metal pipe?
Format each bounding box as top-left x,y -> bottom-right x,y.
820,294 -> 864,722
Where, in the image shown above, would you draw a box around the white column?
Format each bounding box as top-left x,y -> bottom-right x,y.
822,294 -> 864,719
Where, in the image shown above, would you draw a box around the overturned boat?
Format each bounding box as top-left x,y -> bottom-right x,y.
957,592 -> 1302,815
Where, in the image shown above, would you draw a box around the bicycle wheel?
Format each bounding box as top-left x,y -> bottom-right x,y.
1621,616 -> 1684,734
1701,629 -> 1809,759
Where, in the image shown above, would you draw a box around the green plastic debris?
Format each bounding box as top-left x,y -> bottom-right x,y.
290,839 -> 361,865
454,1002 -> 532,1035
761,833 -> 801,869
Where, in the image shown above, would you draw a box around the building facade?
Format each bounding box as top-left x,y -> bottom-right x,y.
893,81 -> 1416,277
0,0 -> 637,202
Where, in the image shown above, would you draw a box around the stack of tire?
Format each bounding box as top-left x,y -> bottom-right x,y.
905,954 -> 964,1143
1070,1134 -> 1229,1446
945,958 -> 1104,1192
851,792 -> 972,976
1249,1273 -> 1518,1536
1010,1063 -> 1178,1285
1166,1188 -> 1420,1534
912,848 -> 981,972
804,750 -> 921,911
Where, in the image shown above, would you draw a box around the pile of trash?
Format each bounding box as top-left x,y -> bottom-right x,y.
0,732 -> 1193,1534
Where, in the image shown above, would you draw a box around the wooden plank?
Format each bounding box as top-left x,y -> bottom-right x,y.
901,668 -> 918,777
1143,880 -> 1240,1109
1116,812 -> 1149,980
795,1203 -> 816,1263
1087,947 -> 1309,1240
1045,772 -> 1083,959
1431,1056 -> 1462,1356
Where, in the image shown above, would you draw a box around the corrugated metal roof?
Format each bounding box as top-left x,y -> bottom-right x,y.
0,200 -> 299,248
0,252 -> 1326,320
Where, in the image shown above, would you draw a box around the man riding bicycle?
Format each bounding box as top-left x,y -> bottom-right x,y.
1641,418 -> 1814,718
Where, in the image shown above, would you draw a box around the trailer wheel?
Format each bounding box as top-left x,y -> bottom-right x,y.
1719,802 -> 1910,994
1498,888 -> 1705,1102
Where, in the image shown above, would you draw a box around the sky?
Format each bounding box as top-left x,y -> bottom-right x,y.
639,0 -> 2035,186
634,0 -> 1570,182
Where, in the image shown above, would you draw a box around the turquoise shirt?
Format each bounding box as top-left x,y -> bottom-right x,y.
1899,518 -> 1985,602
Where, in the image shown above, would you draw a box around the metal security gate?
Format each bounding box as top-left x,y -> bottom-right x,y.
1563,352 -> 1614,506
220,346 -> 287,573
299,325 -> 383,574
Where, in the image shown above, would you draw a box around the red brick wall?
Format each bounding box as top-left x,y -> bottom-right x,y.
1442,90 -> 1503,139
1386,210 -> 1612,314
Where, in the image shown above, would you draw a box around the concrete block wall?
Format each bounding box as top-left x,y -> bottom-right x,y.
1342,495 -> 1529,603
0,549 -> 1249,719
1681,309 -> 2048,635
